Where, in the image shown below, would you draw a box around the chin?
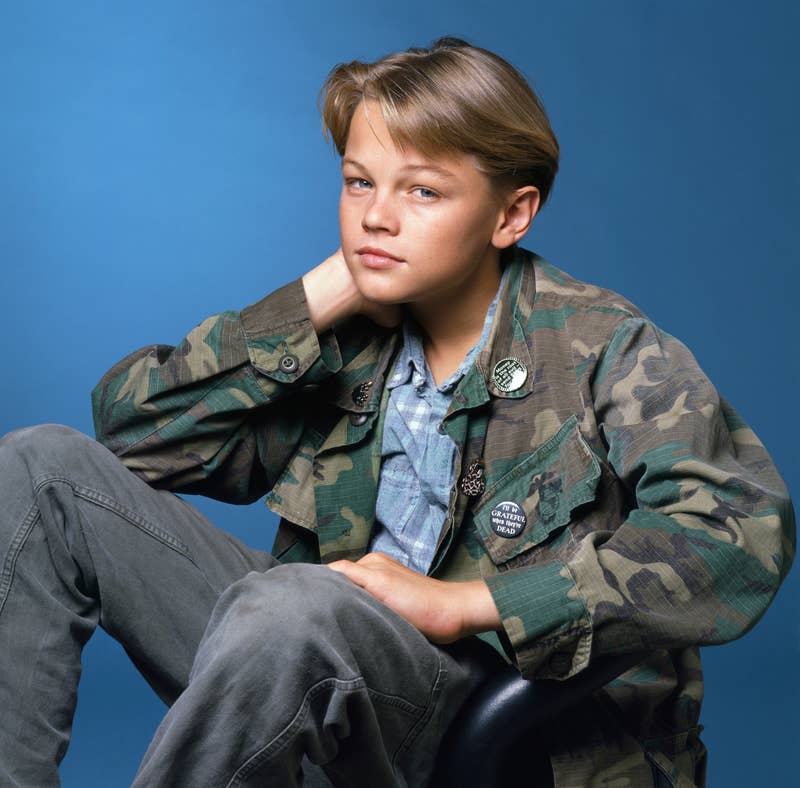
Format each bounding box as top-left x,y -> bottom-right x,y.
352,272 -> 410,305
360,287 -> 408,306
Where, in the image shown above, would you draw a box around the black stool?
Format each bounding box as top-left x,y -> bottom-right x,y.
433,651 -> 647,788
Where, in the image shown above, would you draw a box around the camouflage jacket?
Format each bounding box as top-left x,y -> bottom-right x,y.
93,247 -> 794,787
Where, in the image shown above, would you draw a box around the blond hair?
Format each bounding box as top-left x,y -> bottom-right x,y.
320,37 -> 560,206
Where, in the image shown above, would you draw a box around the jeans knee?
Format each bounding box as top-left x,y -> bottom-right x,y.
190,564 -> 448,720
0,425 -> 124,552
222,564 -> 355,637
1,424 -> 95,468
192,564 -> 365,684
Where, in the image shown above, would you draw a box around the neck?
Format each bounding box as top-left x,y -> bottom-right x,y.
410,254 -> 503,386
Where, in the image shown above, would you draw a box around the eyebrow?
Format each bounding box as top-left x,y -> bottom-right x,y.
341,158 -> 456,179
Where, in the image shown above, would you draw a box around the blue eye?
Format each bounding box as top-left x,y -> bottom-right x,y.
345,177 -> 372,190
413,187 -> 439,201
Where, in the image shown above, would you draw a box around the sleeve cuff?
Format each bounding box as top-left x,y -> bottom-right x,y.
485,561 -> 593,679
240,278 -> 342,387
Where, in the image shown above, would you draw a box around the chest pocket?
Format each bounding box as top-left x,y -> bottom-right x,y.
473,414 -> 601,565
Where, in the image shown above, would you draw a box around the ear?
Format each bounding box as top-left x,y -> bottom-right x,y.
491,186 -> 540,249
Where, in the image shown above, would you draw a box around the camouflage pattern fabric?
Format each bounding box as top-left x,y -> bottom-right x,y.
92,247 -> 795,787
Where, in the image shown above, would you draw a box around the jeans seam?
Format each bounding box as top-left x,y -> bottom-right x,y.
225,676 -> 369,787
0,500 -> 40,619
392,652 -> 448,771
367,688 -> 426,716
29,474 -> 219,600
32,473 -> 194,559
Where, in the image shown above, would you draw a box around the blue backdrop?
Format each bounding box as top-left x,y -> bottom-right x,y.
1,1 -> 797,785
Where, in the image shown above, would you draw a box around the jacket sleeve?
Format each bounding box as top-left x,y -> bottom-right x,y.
92,279 -> 342,503
484,317 -> 795,679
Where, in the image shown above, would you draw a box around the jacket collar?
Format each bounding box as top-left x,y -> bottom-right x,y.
454,246 -> 537,411
323,247 -> 538,420
323,318 -> 399,415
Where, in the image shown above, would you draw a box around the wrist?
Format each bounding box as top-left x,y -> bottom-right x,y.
302,251 -> 362,332
458,580 -> 503,638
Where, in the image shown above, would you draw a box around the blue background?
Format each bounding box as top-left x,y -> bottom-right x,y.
1,1 -> 797,785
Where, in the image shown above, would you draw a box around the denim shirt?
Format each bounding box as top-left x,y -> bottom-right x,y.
368,272 -> 505,573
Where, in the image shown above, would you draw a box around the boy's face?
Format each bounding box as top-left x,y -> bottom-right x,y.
339,101 -> 511,313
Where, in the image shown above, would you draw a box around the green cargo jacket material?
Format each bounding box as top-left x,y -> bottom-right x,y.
92,248 -> 795,787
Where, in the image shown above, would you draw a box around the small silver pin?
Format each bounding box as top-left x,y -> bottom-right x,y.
491,357 -> 527,393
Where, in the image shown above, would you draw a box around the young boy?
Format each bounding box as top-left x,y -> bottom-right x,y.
0,37 -> 793,787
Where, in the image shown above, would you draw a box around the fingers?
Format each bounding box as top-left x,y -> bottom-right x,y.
327,560 -> 371,588
355,551 -> 398,568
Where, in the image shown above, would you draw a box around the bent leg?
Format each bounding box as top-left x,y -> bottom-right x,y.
0,425 -> 277,787
133,564 -> 503,788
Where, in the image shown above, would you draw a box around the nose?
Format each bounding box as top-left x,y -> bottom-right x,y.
362,190 -> 399,235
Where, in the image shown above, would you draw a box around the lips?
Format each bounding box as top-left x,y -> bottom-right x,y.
356,246 -> 405,268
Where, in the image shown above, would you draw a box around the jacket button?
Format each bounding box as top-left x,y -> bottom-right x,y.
279,353 -> 299,373
349,413 -> 369,426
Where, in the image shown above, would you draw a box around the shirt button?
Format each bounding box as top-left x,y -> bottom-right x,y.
349,413 -> 369,426
279,353 -> 299,374
437,422 -> 446,434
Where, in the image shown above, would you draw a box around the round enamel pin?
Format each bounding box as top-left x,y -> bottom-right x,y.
490,501 -> 528,538
491,357 -> 528,393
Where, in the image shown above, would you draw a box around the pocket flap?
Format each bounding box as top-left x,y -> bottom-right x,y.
473,415 -> 601,564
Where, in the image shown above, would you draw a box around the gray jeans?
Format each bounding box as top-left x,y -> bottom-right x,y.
0,425 -> 501,787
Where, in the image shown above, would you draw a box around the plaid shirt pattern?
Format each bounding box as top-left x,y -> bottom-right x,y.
368,274 -> 505,573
